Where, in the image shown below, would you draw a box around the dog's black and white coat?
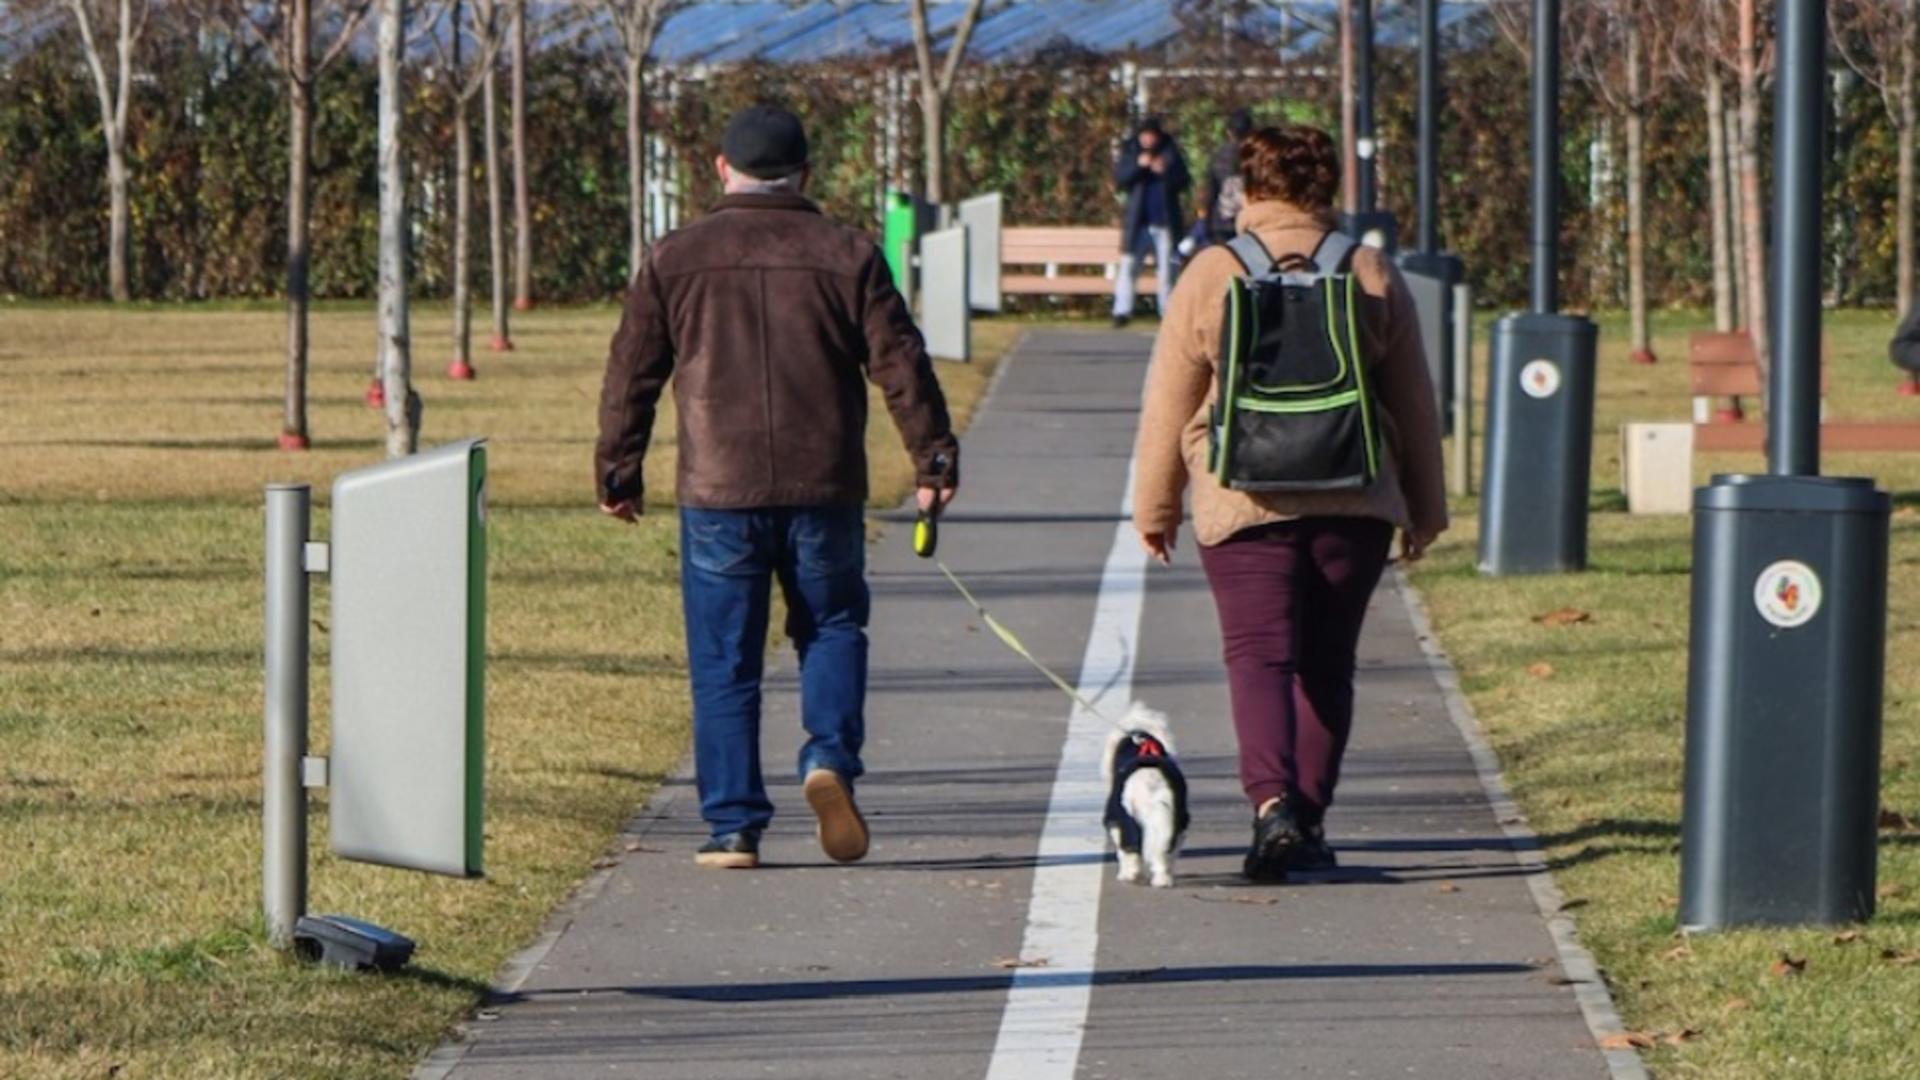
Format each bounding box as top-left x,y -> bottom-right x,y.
1102,704 -> 1190,888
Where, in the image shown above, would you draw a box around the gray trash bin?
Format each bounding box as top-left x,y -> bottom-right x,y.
1479,312 -> 1597,574
1679,474 -> 1890,929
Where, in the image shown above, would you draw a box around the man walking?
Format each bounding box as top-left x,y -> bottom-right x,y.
1111,117 -> 1191,328
596,105 -> 960,869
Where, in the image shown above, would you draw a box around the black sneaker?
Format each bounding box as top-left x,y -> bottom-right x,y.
1243,799 -> 1305,882
1111,314 -> 1132,329
695,832 -> 760,869
1285,823 -> 1338,872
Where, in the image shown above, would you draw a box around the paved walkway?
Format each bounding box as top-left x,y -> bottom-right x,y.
423,331 -> 1625,1079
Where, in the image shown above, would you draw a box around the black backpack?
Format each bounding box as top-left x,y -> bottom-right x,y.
1208,231 -> 1383,493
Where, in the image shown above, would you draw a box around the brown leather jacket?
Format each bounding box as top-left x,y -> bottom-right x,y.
596,192 -> 959,509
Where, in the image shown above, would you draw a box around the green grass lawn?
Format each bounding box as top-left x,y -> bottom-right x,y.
1412,306 -> 1920,1077
0,302 -> 1019,1078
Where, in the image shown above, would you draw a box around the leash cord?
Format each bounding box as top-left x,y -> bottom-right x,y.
933,560 -> 1113,723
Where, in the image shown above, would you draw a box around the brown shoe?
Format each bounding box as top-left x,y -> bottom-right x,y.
694,833 -> 759,869
803,769 -> 869,863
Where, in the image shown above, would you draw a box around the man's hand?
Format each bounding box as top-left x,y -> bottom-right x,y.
1148,156 -> 1167,174
1400,528 -> 1434,563
1137,151 -> 1154,168
599,498 -> 641,524
1140,527 -> 1177,566
917,486 -> 956,513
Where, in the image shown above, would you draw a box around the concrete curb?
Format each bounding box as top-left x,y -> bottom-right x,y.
1392,568 -> 1651,1080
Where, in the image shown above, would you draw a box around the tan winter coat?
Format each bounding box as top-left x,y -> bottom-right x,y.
1132,200 -> 1450,548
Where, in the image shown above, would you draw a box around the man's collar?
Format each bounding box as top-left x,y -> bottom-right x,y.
711,192 -> 821,214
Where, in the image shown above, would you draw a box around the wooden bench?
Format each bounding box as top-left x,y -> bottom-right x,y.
1693,421 -> 1920,453
1001,226 -> 1159,298
1688,330 -> 1829,423
1684,332 -> 1920,455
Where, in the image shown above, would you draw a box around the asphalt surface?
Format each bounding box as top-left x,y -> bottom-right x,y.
426,330 -> 1610,1079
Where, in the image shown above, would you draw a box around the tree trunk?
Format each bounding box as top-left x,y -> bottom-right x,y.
282,0 -> 313,447
483,59 -> 510,350
511,1 -> 532,311
922,85 -> 945,207
1737,0 -> 1769,373
1727,99 -> 1748,330
107,137 -> 130,302
1707,72 -> 1734,333
626,51 -> 644,281
1625,26 -> 1651,364
452,86 -> 474,378
1901,11 -> 1917,316
378,0 -> 419,458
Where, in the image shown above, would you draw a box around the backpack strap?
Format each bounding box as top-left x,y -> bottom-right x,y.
1311,230 -> 1359,275
1225,232 -> 1276,277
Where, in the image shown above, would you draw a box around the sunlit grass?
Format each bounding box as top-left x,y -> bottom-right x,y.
0,300 -> 1022,1078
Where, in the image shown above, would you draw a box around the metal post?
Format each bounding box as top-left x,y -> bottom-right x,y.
1356,0 -> 1377,214
1531,0 -> 1560,314
1416,0 -> 1439,254
1770,0 -> 1822,477
263,484 -> 310,949
1451,282 -> 1474,496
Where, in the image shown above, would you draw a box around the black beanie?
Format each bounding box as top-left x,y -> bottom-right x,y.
721,105 -> 810,180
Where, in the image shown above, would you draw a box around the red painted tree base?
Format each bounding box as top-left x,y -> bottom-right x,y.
1901,378 -> 1920,398
448,359 -> 477,380
1630,348 -> 1657,365
513,298 -> 534,312
278,432 -> 311,451
1714,406 -> 1745,424
365,380 -> 386,408
488,336 -> 514,352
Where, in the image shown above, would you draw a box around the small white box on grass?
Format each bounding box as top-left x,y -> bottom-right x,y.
1621,422 -> 1694,515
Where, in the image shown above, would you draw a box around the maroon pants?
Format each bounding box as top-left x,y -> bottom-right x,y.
1197,516 -> 1394,823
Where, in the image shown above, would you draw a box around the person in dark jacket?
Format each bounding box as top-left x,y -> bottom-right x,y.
1112,117 -> 1192,327
1891,303 -> 1920,377
596,105 -> 960,870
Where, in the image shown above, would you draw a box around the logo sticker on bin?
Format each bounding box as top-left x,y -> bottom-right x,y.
1754,560 -> 1822,629
1520,359 -> 1562,399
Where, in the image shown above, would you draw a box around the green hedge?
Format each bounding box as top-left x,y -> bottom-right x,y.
0,23 -> 1907,308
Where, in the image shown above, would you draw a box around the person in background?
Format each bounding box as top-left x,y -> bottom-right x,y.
596,105 -> 960,870
1112,117 -> 1191,329
1204,107 -> 1255,243
1130,125 -> 1448,881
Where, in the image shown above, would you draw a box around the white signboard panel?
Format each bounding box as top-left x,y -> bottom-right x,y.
921,227 -> 971,363
329,439 -> 487,877
957,192 -> 1004,313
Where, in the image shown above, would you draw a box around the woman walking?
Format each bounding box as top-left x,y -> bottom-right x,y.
1131,125 -> 1449,881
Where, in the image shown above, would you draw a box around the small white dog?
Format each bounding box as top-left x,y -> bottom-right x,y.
1102,703 -> 1190,888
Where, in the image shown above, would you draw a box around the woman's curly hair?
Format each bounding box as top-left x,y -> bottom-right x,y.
1240,125 -> 1341,209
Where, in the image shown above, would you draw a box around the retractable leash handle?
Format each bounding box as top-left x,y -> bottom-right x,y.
913,503 -> 939,559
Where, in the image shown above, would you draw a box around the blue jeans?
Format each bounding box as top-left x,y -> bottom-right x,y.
680,506 -> 870,840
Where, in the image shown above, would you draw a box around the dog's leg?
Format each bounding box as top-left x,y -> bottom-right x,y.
1110,826 -> 1144,883
1141,804 -> 1176,888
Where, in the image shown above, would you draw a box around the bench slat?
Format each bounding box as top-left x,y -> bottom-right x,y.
1694,422 -> 1920,453
1002,272 -> 1157,296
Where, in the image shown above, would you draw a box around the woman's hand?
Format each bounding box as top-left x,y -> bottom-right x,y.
1400,528 -> 1434,563
1140,527 -> 1178,566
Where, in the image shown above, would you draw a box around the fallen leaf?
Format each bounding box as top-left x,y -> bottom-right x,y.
1879,808 -> 1916,832
1560,898 -> 1591,912
591,857 -> 619,869
1438,882 -> 1462,894
1547,974 -> 1587,986
1833,930 -> 1865,946
992,956 -> 1050,969
1722,997 -> 1752,1013
1661,895 -> 1681,909
1663,1028 -> 1703,1047
1896,505 -> 1919,521
1598,1031 -> 1657,1051
1527,661 -> 1556,679
1524,955 -> 1556,968
1770,953 -> 1808,977
1661,945 -> 1694,962
1878,883 -> 1907,900
623,841 -> 660,853
1534,607 -> 1593,627
1880,948 -> 1920,966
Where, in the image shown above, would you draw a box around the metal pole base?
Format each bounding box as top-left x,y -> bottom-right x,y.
1478,312 -> 1598,575
1680,475 -> 1890,930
